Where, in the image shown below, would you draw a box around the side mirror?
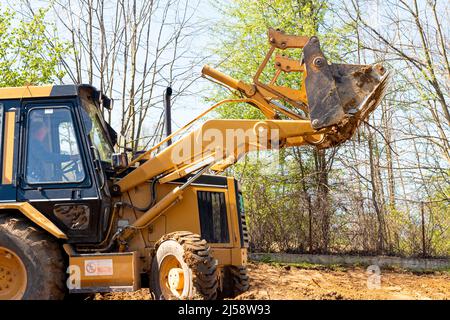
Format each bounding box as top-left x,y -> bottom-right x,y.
112,153 -> 128,170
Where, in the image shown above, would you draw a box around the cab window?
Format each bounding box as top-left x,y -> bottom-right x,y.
26,107 -> 85,184
80,99 -> 114,163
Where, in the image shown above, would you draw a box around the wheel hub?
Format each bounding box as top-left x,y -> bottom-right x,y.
0,247 -> 27,300
168,268 -> 184,291
159,255 -> 185,298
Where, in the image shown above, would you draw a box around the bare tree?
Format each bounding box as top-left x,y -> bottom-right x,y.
21,0 -> 212,152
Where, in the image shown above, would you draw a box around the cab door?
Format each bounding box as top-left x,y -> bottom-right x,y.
0,101 -> 18,202
17,100 -> 107,243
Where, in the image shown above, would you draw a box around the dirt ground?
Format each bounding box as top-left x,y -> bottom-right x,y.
94,262 -> 450,300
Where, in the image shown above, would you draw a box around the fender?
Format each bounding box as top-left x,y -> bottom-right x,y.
0,202 -> 67,239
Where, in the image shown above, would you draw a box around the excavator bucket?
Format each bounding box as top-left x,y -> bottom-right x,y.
302,36 -> 389,130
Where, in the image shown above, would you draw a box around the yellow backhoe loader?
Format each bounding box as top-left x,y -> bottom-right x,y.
0,28 -> 388,300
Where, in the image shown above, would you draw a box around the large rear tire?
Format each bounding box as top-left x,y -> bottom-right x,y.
220,266 -> 250,298
150,231 -> 218,300
0,215 -> 66,300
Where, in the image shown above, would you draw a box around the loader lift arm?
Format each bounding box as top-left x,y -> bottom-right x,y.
113,28 -> 389,245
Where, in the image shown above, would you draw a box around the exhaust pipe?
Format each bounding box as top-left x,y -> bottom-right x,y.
164,87 -> 173,146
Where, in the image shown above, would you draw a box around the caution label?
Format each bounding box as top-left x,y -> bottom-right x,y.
84,259 -> 113,276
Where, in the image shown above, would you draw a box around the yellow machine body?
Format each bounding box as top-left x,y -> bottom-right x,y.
62,177 -> 247,293
120,177 -> 248,271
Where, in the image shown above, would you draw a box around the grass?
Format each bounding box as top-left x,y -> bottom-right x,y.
256,260 -> 348,272
253,257 -> 450,275
410,267 -> 450,275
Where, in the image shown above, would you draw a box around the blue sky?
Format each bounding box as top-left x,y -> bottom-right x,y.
6,0 -> 224,134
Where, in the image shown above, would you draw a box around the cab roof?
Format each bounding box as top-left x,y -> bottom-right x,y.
0,84 -> 111,109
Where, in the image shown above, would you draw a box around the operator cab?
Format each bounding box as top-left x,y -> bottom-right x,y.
0,84 -> 116,244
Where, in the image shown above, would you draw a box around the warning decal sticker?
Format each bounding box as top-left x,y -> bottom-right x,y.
84,259 -> 114,276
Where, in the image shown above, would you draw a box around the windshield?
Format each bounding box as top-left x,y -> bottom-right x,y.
80,99 -> 114,163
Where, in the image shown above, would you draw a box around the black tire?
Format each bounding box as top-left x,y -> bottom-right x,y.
220,266 -> 250,298
0,214 -> 66,300
150,231 -> 218,300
